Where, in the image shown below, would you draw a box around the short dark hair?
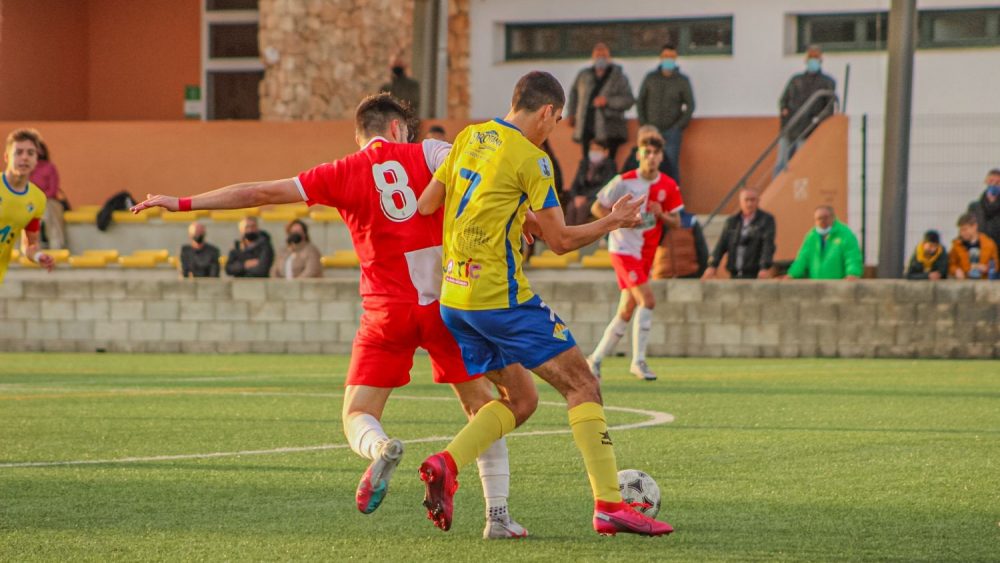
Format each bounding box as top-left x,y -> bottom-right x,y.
638,136 -> 664,151
957,212 -> 978,227
428,125 -> 446,135
5,128 -> 41,152
355,93 -> 413,138
511,71 -> 565,113
286,218 -> 310,242
988,168 -> 1000,176
661,42 -> 677,52
923,230 -> 941,245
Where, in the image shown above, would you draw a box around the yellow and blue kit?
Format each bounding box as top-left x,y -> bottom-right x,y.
0,174 -> 46,284
434,118 -> 575,373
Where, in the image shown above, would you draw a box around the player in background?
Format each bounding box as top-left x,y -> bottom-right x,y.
0,128 -> 55,285
587,135 -> 682,381
130,94 -> 530,539
416,71 -> 673,537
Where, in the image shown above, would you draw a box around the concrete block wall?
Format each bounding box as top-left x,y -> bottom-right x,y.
0,279 -> 997,358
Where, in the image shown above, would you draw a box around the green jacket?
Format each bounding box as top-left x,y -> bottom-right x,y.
787,220 -> 863,279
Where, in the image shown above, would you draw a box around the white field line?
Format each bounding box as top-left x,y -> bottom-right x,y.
0,392 -> 674,469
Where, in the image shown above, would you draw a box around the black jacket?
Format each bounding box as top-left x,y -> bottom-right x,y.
709,210 -> 777,278
779,71 -> 836,141
968,193 -> 1000,249
226,231 -> 274,278
570,157 -> 617,199
905,245 -> 948,280
180,243 -> 221,278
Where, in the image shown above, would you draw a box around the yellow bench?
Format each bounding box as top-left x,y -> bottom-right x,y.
529,254 -> 570,269
310,207 -> 343,222
210,209 -> 260,222
132,249 -> 170,263
64,209 -> 98,224
260,209 -> 299,223
82,249 -> 120,262
160,210 -> 210,222
68,255 -> 109,268
112,210 -> 148,223
321,250 -> 359,268
581,250 -> 613,268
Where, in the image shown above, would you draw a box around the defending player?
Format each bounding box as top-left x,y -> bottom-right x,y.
130,94 -> 529,539
0,128 -> 55,284
587,135 -> 683,381
416,71 -> 673,536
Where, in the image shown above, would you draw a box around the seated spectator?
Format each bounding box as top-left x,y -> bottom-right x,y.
949,213 -> 999,280
967,168 -> 1000,248
271,219 -> 323,279
786,205 -> 862,280
702,188 -> 776,279
905,230 -> 948,280
425,125 -> 447,141
622,125 -> 670,175
180,221 -> 220,278
226,216 -> 273,278
29,140 -> 69,249
566,139 -> 617,226
652,210 -> 708,279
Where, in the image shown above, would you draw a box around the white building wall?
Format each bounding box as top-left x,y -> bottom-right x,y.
469,0 -> 1000,264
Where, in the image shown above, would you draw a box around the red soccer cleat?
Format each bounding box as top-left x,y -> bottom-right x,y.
593,500 -> 674,537
419,451 -> 460,531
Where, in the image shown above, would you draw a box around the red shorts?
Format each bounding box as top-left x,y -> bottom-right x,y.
610,251 -> 655,290
346,301 -> 477,388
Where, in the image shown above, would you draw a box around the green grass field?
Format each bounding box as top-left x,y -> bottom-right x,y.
1,354 -> 998,562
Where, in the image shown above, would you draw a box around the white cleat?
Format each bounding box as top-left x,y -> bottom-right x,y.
630,360 -> 656,381
586,356 -> 602,380
356,438 -> 404,514
483,514 -> 529,539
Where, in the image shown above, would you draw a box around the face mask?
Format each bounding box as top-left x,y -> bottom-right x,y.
593,57 -> 609,71
660,59 -> 677,72
588,151 -> 606,164
287,233 -> 304,245
806,58 -> 822,73
192,234 -> 205,244
243,231 -> 260,242
815,225 -> 831,236
987,185 -> 1000,197
391,66 -> 405,78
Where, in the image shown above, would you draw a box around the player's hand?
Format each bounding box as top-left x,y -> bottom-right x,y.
928,271 -> 942,281
608,193 -> 645,229
648,201 -> 663,217
245,259 -> 260,269
757,269 -> 774,279
701,266 -> 716,280
131,193 -> 179,214
37,253 -> 56,272
523,210 -> 542,244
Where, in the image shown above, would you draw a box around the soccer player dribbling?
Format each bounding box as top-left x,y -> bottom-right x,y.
587,134 -> 683,381
416,71 -> 674,536
131,94 -> 529,539
0,128 -> 55,285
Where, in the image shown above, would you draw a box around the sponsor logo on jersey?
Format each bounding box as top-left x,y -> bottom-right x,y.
26,203 -> 34,213
473,130 -> 502,148
552,322 -> 569,341
443,257 -> 481,287
538,157 -> 552,178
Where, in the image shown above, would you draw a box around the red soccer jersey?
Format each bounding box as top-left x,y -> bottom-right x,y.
295,137 -> 451,306
595,170 -> 684,258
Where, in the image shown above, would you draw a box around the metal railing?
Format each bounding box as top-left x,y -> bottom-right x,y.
702,89 -> 839,228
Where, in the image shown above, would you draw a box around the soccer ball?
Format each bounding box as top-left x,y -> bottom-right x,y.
617,469 -> 661,518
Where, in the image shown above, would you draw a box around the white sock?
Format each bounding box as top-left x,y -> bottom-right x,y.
592,316 -> 628,362
476,437 -> 510,513
632,307 -> 654,363
344,413 -> 388,461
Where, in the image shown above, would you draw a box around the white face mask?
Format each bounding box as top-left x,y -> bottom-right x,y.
588,151 -> 606,164
815,225 -> 832,236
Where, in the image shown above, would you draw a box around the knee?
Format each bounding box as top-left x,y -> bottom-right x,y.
508,387 -> 538,426
568,371 -> 603,404
640,294 -> 656,309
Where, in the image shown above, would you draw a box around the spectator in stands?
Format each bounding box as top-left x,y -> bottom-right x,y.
775,45 -> 836,175
786,205 -> 862,280
566,42 -> 634,161
425,125 -> 447,142
653,209 -> 709,279
566,139 -> 617,226
637,42 -> 694,183
226,216 -> 273,278
967,168 -> 1000,248
949,213 -> 999,280
179,221 -> 220,278
622,125 -> 671,175
271,219 -> 322,279
380,53 -> 420,116
905,230 -> 948,281
29,140 -> 68,249
702,188 -> 777,279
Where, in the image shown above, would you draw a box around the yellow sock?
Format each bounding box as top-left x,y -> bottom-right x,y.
569,402 -> 622,503
445,400 -> 516,469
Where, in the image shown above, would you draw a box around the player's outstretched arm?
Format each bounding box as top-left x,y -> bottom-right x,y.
417,179 -> 446,216
129,178 -> 302,214
535,193 -> 644,255
20,229 -> 55,272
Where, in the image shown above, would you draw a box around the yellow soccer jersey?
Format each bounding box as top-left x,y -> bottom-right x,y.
0,178 -> 46,283
434,118 -> 561,310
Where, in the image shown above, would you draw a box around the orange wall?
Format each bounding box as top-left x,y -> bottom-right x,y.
87,0 -> 201,120
0,0 -> 90,120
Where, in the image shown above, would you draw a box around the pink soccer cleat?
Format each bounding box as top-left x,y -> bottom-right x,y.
419,451 -> 460,531
593,500 -> 674,537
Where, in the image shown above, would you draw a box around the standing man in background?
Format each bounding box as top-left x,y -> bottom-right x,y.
380,53 -> 420,118
30,140 -> 67,250
566,42 -> 635,162
776,45 -> 836,175
967,168 -> 1000,248
637,42 -> 694,184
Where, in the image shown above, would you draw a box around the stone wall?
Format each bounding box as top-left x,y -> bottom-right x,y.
1,279 -> 997,358
258,0 -> 415,120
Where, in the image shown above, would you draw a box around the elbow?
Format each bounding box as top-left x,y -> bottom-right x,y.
547,236 -> 570,256
417,202 -> 434,216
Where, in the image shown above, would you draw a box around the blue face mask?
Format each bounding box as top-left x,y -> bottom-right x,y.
660,59 -> 677,72
987,184 -> 1000,198
806,58 -> 822,73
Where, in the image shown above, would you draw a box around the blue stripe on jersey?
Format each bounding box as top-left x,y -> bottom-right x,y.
504,194 -> 529,307
541,185 -> 560,209
492,117 -> 522,132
